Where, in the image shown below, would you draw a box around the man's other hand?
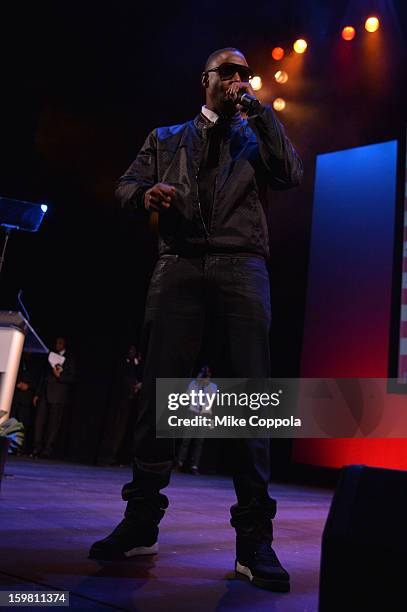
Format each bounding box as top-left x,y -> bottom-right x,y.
144,183 -> 176,211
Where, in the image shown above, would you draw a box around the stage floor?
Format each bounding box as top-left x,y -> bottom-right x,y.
0,457 -> 333,611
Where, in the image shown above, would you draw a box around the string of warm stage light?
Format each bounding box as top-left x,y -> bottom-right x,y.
341,15 -> 380,41
267,14 -> 381,111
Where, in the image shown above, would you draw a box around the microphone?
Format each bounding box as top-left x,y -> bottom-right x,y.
236,92 -> 261,115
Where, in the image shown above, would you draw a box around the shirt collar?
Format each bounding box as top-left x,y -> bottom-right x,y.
201,105 -> 219,124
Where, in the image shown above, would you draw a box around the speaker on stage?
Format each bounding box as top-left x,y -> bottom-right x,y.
319,464 -> 407,611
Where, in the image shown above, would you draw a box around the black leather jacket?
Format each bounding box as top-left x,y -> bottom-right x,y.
116,106 -> 303,258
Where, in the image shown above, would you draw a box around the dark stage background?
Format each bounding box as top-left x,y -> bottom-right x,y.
1,0 -> 406,466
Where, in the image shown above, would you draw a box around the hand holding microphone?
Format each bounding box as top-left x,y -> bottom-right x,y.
225,81 -> 261,115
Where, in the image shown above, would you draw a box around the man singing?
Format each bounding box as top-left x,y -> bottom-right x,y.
90,47 -> 303,593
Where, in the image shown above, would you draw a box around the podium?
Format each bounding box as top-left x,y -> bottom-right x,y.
0,193 -> 49,425
0,198 -> 49,480
0,311 -> 48,426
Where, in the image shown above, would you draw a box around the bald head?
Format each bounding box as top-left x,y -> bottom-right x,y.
204,47 -> 247,71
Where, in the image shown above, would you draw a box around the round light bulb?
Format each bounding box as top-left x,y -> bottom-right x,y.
274,70 -> 288,84
293,39 -> 307,54
365,17 -> 380,33
342,26 -> 356,41
273,98 -> 286,111
249,76 -> 262,91
272,47 -> 284,61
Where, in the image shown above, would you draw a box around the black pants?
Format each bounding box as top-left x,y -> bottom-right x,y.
122,255 -> 277,536
178,436 -> 204,468
34,398 -> 65,456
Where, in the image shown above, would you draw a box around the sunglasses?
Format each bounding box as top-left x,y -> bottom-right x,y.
205,62 -> 254,82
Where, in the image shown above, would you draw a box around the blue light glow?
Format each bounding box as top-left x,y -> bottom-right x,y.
41,204 -> 48,213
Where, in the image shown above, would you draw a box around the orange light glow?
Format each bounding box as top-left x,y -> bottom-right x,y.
293,39 -> 307,54
342,26 -> 356,41
273,98 -> 286,111
365,16 -> 380,33
272,47 -> 284,61
249,76 -> 262,91
274,70 -> 288,83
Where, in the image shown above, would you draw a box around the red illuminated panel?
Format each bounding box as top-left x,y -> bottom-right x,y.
295,140 -> 407,470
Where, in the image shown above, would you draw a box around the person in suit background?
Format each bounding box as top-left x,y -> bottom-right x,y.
32,336 -> 77,458
175,365 -> 216,475
98,344 -> 143,466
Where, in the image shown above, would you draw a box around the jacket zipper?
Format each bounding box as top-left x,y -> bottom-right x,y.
196,129 -> 209,238
208,125 -> 225,233
196,177 -> 209,238
208,130 -> 226,234
208,174 -> 217,234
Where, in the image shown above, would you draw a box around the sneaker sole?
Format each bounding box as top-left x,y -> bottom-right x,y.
235,560 -> 290,592
89,542 -> 158,560
125,543 -> 158,557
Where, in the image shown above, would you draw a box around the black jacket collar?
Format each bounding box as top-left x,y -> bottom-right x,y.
193,111 -> 245,133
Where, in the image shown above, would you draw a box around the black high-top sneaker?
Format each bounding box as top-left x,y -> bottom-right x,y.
235,539 -> 290,592
89,493 -> 168,560
89,518 -> 159,560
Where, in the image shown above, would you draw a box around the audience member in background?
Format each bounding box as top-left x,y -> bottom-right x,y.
99,344 -> 143,466
176,365 -> 217,475
11,353 -> 40,454
32,336 -> 77,458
